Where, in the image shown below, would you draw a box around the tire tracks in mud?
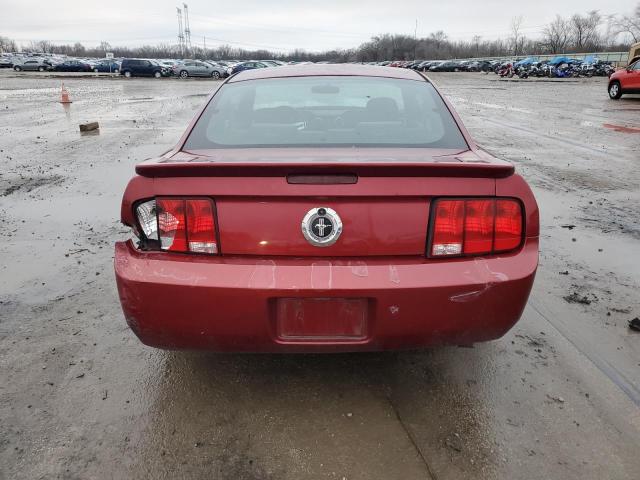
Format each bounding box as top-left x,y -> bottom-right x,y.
529,297 -> 640,407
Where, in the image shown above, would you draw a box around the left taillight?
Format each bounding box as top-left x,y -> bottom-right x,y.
428,197 -> 523,258
134,197 -> 218,254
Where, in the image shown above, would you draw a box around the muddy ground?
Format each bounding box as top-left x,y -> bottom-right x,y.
0,70 -> 639,480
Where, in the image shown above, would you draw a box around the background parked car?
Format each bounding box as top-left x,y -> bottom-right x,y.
259,60 -> 284,67
53,60 -> 92,72
227,61 -> 269,75
0,55 -> 15,68
429,61 -> 459,72
13,58 -> 53,72
92,60 -> 121,73
415,61 -> 435,71
173,60 -> 225,78
120,59 -> 167,78
203,61 -> 228,78
427,61 -> 446,71
608,59 -> 640,99
159,60 -> 177,69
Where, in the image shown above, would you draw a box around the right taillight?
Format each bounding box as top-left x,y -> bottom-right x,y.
429,198 -> 523,257
135,197 -> 219,255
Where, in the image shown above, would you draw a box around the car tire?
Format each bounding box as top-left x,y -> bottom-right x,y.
14,66 -> 21,71
124,71 -> 132,78
608,81 -> 622,100
38,66 -> 45,72
211,71 -> 221,79
179,70 -> 188,78
154,71 -> 162,78
94,68 -> 99,73
114,69 -> 119,74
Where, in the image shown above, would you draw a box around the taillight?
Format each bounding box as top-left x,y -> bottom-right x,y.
429,198 -> 523,257
185,199 -> 218,254
157,198 -> 188,252
431,200 -> 464,256
494,199 -> 522,252
135,199 -> 158,240
135,197 -> 218,254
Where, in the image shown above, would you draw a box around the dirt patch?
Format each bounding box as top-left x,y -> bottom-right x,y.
563,292 -> 594,305
1,174 -> 65,196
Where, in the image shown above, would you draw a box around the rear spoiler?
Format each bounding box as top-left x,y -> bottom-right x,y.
136,160 -> 515,179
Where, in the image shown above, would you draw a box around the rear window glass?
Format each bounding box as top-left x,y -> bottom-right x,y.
184,76 -> 467,149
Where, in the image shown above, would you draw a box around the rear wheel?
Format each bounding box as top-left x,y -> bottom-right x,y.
94,68 -> 99,73
114,68 -> 119,74
154,71 -> 162,78
179,70 -> 188,78
38,66 -> 45,72
124,70 -> 132,78
608,81 -> 622,100
14,66 -> 21,71
211,70 -> 221,79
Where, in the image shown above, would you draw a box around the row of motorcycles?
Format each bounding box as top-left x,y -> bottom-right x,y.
495,61 -> 615,79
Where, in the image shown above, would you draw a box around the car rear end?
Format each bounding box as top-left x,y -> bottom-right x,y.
114,66 -> 538,352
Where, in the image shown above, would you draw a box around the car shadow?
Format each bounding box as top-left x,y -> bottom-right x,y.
126,345 -> 502,479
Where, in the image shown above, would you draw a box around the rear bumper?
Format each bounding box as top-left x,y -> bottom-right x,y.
114,239 -> 538,352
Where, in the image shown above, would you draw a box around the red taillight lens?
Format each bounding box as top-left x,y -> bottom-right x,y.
430,198 -> 522,257
431,200 -> 464,256
463,199 -> 495,254
494,199 -> 522,252
186,199 -> 218,254
157,198 -> 187,252
155,197 -> 218,254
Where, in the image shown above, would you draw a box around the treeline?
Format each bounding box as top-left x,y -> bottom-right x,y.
1,5 -> 638,61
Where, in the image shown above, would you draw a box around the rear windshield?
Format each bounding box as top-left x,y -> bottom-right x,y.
183,76 -> 467,149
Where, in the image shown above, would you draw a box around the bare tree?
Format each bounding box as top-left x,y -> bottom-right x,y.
26,40 -> 52,53
542,15 -> 570,53
510,16 -> 524,55
0,36 -> 18,53
570,10 -> 602,51
611,3 -> 640,42
429,31 -> 448,49
1,8 -> 632,65
472,35 -> 482,57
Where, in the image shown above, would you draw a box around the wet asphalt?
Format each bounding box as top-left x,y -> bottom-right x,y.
0,70 -> 639,479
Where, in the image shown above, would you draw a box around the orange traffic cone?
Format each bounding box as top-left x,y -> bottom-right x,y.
60,83 -> 72,104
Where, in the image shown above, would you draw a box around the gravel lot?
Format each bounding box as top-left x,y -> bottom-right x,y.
1,70 -> 639,480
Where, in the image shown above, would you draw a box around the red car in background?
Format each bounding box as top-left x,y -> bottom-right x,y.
608,59 -> 640,99
114,64 -> 539,352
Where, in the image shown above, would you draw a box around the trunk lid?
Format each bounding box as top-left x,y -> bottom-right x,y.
138,148 -> 508,257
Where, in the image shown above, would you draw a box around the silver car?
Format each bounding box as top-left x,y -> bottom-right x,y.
13,58 -> 52,72
173,60 -> 225,79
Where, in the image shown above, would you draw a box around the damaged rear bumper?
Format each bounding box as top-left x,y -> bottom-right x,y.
114,239 -> 538,352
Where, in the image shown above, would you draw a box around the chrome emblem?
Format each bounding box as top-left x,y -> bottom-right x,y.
301,207 -> 342,247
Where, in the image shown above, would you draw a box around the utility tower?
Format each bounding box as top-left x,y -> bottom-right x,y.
183,3 -> 192,51
176,7 -> 185,57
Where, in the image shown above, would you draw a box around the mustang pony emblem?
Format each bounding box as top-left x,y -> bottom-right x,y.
301,207 -> 342,247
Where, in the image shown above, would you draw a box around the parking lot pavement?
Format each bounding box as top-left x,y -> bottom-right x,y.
1,70 -> 639,479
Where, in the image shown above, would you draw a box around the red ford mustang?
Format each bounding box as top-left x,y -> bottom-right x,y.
114,64 -> 539,352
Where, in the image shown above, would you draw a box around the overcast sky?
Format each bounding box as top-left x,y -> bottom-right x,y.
3,0 -> 636,51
